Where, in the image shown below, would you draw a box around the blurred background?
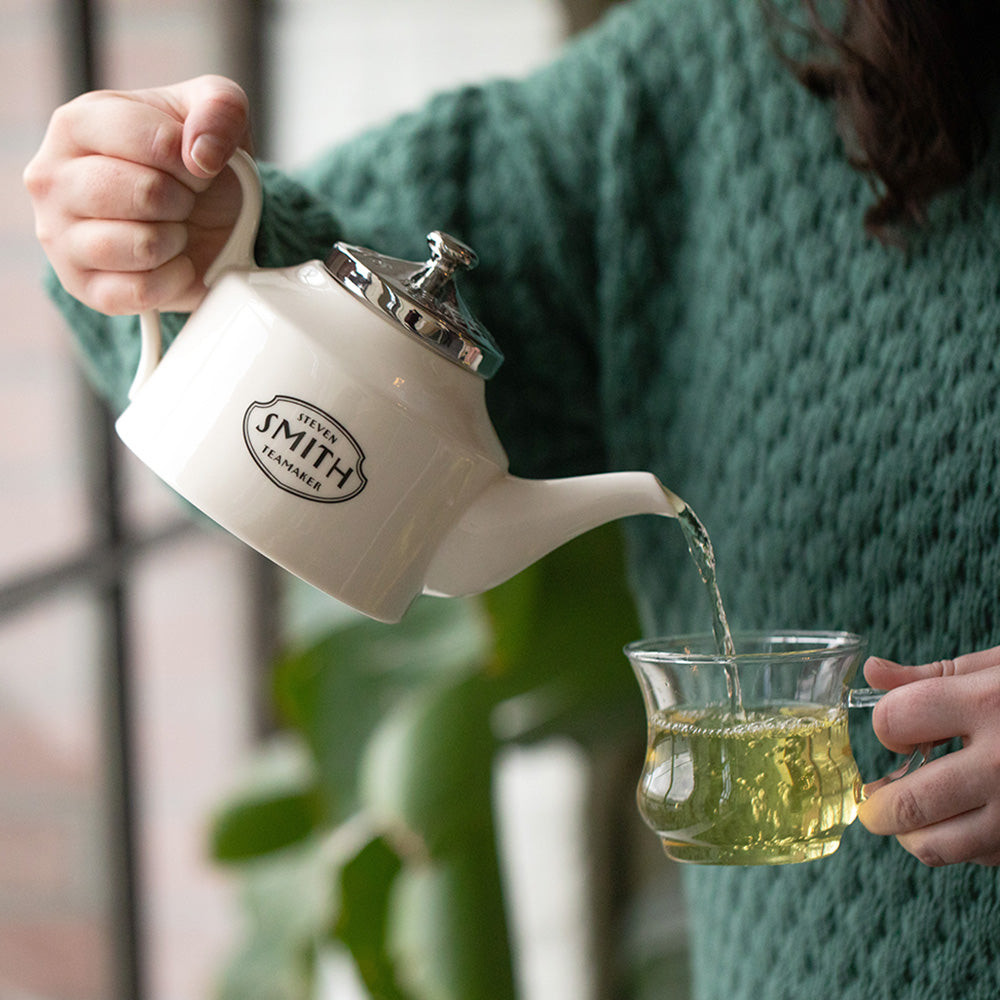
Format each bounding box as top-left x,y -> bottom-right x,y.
1,2 -> 688,999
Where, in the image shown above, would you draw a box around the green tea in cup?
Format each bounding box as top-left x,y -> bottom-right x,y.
625,632 -> 927,865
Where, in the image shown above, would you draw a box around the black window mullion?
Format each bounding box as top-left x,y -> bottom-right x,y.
59,3 -> 145,998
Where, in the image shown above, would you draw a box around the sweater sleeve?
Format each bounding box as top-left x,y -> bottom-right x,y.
49,5 -> 658,477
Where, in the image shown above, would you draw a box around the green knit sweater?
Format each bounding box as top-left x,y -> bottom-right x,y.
49,1 -> 1000,997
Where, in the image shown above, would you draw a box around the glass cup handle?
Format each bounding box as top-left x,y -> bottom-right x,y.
847,687 -> 935,797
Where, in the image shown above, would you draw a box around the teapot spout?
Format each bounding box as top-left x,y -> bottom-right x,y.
423,471 -> 684,598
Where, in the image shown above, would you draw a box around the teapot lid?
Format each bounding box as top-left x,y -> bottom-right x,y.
324,231 -> 504,379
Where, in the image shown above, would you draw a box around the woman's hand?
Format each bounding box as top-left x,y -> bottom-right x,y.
23,75 -> 250,316
858,646 -> 1000,866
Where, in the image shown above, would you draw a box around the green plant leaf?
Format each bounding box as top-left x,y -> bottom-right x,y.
360,672 -> 496,860
216,839 -> 335,1000
333,836 -> 414,1000
211,786 -> 326,862
360,673 -> 515,999
273,596 -> 490,822
485,522 -> 644,746
210,735 -> 326,862
390,847 -> 515,1000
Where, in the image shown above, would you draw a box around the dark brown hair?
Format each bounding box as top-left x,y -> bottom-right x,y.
767,1 -> 1000,241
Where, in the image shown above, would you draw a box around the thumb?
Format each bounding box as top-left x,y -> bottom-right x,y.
173,75 -> 251,179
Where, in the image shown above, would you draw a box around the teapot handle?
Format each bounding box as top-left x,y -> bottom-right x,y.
130,148 -> 263,400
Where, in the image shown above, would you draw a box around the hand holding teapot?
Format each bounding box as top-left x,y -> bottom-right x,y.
25,79 -> 683,622
23,75 -> 251,317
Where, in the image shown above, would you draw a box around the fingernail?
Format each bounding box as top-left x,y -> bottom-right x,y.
191,134 -> 226,175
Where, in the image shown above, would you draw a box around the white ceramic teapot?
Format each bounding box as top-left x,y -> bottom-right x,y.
116,150 -> 682,622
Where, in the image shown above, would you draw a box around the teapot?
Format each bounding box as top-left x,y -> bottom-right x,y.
116,150 -> 681,622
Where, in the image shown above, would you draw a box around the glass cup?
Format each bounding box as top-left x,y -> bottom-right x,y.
624,631 -> 929,865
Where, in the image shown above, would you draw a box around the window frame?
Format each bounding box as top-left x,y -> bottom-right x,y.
0,4 -> 273,997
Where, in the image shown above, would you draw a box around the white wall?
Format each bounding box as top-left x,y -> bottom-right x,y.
267,0 -> 568,165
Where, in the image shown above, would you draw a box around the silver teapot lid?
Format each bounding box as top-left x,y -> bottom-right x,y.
324,231 -> 504,379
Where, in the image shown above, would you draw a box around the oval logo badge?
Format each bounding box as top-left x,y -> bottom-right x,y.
243,396 -> 368,503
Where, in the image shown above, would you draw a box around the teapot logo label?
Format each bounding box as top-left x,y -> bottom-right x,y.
243,396 -> 368,503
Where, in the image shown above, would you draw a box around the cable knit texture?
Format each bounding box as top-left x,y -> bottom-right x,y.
48,1 -> 1000,997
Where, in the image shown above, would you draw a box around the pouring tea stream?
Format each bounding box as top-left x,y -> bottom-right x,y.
116,150 -> 689,622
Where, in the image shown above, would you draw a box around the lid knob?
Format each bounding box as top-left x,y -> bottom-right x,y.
324,229 -> 504,378
409,231 -> 479,298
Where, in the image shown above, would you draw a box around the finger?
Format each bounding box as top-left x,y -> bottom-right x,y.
864,645 -> 1000,688
870,663 -> 1000,751
63,219 -> 189,273
895,801 -> 1000,867
125,75 -> 250,177
60,156 -> 196,223
867,680 -> 963,753
857,751 -> 986,837
174,75 -> 251,177
49,93 -> 190,183
863,656 -> 923,690
52,77 -> 248,184
75,254 -> 198,316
